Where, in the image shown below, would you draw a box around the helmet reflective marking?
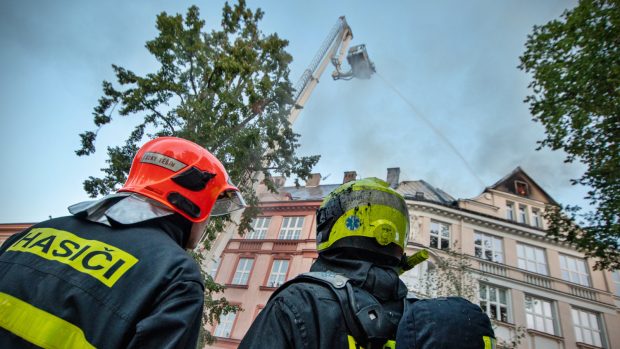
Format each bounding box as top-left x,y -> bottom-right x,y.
345,215 -> 361,231
315,178 -> 410,261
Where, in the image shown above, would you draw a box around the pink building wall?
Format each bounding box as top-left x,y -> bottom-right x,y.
207,200 -> 321,348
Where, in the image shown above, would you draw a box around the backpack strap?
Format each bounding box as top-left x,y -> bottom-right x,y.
269,271 -> 368,347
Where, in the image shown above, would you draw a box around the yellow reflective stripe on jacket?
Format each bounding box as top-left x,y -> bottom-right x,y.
7,228 -> 138,287
483,336 -> 496,349
348,335 -> 359,349
0,292 -> 96,349
346,335 -> 396,349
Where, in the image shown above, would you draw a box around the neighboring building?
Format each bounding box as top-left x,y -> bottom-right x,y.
206,172 -> 341,348
0,223 -> 33,245
400,167 -> 620,349
208,167 -> 620,349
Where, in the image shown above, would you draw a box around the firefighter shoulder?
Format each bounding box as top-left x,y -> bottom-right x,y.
239,178 -> 409,349
396,296 -> 497,349
0,137 -> 245,349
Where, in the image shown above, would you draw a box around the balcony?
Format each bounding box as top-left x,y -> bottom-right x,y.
238,241 -> 262,251
569,285 -> 598,301
480,261 -> 507,277
225,238 -> 316,256
273,241 -> 297,252
523,272 -> 552,289
473,257 -> 612,305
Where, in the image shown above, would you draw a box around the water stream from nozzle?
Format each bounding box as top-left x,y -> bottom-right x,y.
376,72 -> 485,188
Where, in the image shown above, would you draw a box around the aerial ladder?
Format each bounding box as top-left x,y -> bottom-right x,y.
288,16 -> 375,125
203,16 -> 376,272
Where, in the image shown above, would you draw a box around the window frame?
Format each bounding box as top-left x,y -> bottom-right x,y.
518,204 -> 528,224
266,259 -> 290,288
612,270 -> 620,297
474,231 -> 504,263
479,283 -> 510,323
213,311 -> 238,338
524,295 -> 557,335
506,201 -> 515,221
246,216 -> 271,239
231,257 -> 254,285
515,180 -> 529,196
572,307 -> 605,347
517,243 -> 549,276
559,254 -> 590,287
209,257 -> 221,279
531,208 -> 542,228
429,220 -> 451,250
400,260 -> 430,297
278,216 -> 305,240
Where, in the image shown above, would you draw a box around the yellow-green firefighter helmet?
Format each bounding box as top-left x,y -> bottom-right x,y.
316,178 -> 409,264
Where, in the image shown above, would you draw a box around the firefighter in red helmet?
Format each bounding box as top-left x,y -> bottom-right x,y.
0,137 -> 245,348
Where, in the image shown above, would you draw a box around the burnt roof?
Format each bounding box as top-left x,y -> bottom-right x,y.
397,180 -> 456,205
277,184 -> 341,201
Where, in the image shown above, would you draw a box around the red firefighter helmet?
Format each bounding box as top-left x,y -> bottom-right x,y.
119,137 -> 245,223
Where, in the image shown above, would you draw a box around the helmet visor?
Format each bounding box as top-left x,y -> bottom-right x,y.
210,189 -> 246,216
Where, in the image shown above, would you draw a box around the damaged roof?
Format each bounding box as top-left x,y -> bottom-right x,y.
277,184 -> 341,201
397,180 -> 456,205
262,180 -> 456,205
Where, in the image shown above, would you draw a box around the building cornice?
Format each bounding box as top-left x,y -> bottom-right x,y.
258,200 -> 321,212
407,199 -> 570,247
405,244 -> 616,311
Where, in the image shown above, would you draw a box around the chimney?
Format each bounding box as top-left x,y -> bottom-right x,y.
343,171 -> 357,184
306,173 -> 321,187
386,167 -> 400,188
272,176 -> 286,188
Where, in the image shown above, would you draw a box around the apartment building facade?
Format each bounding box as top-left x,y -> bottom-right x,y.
206,176 -> 340,348
0,223 -> 33,245
400,167 -> 620,349
209,168 -> 620,349
0,168 -> 617,349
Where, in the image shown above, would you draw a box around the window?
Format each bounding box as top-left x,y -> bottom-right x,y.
232,258 -> 254,285
517,243 -> 548,275
214,312 -> 237,338
247,217 -> 271,239
474,232 -> 504,263
559,254 -> 590,286
518,205 -> 528,224
525,296 -> 556,335
572,308 -> 604,347
267,259 -> 289,287
612,271 -> 620,297
479,283 -> 509,323
515,181 -> 529,196
506,202 -> 514,221
209,257 -> 220,278
278,216 -> 304,239
401,261 -> 430,297
430,220 -> 450,250
532,208 -> 542,228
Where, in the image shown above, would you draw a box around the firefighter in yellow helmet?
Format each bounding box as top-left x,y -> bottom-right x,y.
0,137 -> 245,348
240,178 -> 409,349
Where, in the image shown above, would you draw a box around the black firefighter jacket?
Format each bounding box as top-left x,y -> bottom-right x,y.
0,215 -> 204,349
238,256 -> 407,349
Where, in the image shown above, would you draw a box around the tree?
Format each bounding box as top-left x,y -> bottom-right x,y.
519,0 -> 620,270
406,246 -> 525,349
76,1 -> 319,344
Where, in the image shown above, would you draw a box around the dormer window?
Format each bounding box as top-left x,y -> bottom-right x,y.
515,181 -> 529,196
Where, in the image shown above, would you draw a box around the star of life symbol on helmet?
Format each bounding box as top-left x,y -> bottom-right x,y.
345,215 -> 361,231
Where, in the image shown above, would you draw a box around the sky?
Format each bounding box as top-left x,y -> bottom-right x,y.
0,0 -> 588,223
